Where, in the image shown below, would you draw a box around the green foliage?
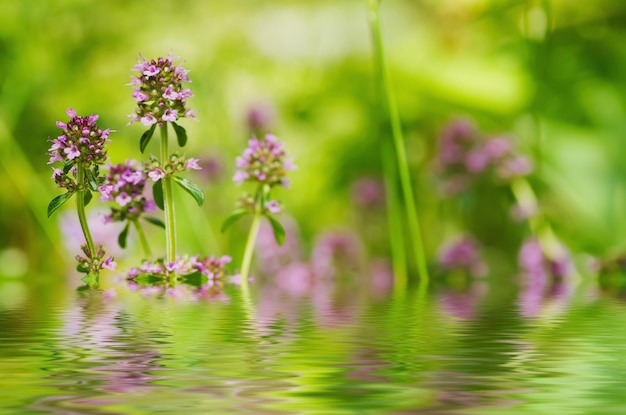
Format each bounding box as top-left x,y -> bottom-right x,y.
118,223 -> 130,249
172,122 -> 187,147
173,176 -> 204,207
221,209 -> 249,233
140,124 -> 157,153
152,179 -> 164,210
143,216 -> 166,229
47,193 -> 73,217
266,215 -> 285,245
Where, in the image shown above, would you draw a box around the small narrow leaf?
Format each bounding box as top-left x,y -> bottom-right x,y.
152,179 -> 164,210
172,176 -> 204,206
118,223 -> 130,249
266,215 -> 286,245
220,209 -> 249,233
84,169 -> 98,191
47,193 -> 73,217
143,216 -> 166,229
140,124 -> 157,153
76,264 -> 90,273
83,190 -> 93,206
63,160 -> 75,174
172,122 -> 187,147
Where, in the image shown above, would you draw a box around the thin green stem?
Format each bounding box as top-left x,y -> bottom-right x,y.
133,219 -> 152,259
160,124 -> 177,264
367,0 -> 429,282
382,141 -> 408,290
240,196 -> 263,287
510,177 -> 564,263
76,164 -> 96,258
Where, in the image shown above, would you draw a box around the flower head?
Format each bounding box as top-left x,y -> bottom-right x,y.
75,244 -> 116,274
99,161 -> 156,222
435,118 -> 532,195
47,108 -> 111,168
128,54 -> 194,126
233,134 -> 295,188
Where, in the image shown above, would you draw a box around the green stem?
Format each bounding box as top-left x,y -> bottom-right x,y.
240,194 -> 263,287
510,177 -> 563,261
160,124 -> 177,264
133,219 -> 152,259
382,140 -> 408,290
367,0 -> 429,282
76,164 -> 96,258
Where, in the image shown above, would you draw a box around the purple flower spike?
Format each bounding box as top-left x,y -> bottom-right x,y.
129,53 -> 194,125
233,134 -> 294,188
47,109 -> 112,192
99,161 -> 155,223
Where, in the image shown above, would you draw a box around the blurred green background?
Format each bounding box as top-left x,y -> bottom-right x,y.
1,0 -> 626,285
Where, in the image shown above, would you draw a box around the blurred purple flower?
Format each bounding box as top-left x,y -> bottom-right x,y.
434,118 -> 532,194
196,153 -> 224,183
350,177 -> 385,208
437,236 -> 487,277
255,217 -> 301,275
518,237 -> 573,281
311,229 -> 362,278
60,209 -> 126,259
246,101 -> 275,133
274,262 -> 315,297
517,237 -> 575,317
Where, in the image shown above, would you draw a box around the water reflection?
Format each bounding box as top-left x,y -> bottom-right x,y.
2,271 -> 626,414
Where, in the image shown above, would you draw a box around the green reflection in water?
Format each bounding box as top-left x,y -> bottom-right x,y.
2,279 -> 626,414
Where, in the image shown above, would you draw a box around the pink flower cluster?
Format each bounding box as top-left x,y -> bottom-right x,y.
233,134 -> 295,188
98,161 -> 156,222
436,119 -> 532,195
518,237 -> 573,281
437,236 -> 488,277
127,255 -> 231,280
128,54 -> 195,126
75,244 -> 116,273
144,153 -> 201,182
48,108 -> 111,167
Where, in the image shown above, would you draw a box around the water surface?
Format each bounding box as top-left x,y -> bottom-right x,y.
1,279 -> 625,414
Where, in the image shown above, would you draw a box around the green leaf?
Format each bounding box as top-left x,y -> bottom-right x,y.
152,179 -> 164,210
181,271 -> 205,287
85,168 -> 98,191
220,209 -> 249,233
63,160 -> 75,174
266,215 -> 286,245
143,216 -> 165,229
140,124 -> 157,153
172,176 -> 204,206
47,193 -> 73,217
118,223 -> 130,249
83,190 -> 93,206
172,122 -> 187,147
76,263 -> 90,273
